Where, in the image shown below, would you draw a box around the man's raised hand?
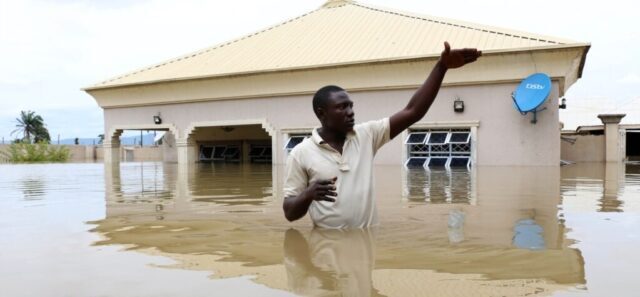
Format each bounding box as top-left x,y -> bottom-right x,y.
439,41 -> 481,70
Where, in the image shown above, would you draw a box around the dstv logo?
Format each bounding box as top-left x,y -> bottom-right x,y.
526,83 -> 545,90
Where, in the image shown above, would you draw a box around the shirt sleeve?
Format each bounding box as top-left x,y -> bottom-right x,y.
283,152 -> 308,198
361,118 -> 391,154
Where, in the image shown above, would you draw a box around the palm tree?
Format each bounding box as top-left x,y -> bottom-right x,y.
34,125 -> 51,143
11,111 -> 47,143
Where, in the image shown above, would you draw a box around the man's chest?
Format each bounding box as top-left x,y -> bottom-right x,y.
303,145 -> 370,183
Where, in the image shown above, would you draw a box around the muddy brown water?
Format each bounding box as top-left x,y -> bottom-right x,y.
0,162 -> 639,296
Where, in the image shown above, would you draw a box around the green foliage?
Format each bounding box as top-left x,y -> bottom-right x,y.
0,142 -> 70,163
11,110 -> 50,144
34,125 -> 51,143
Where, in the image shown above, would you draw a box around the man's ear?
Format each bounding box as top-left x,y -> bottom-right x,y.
316,107 -> 326,122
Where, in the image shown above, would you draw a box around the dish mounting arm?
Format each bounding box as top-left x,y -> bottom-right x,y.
511,92 -> 547,124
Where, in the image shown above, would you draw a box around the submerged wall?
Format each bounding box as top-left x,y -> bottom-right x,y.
561,134 -> 605,163
0,144 -> 97,163
102,146 -> 163,162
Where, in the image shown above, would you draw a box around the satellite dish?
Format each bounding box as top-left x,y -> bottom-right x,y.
511,73 -> 552,124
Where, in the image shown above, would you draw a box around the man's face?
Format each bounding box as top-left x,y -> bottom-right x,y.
318,91 -> 355,134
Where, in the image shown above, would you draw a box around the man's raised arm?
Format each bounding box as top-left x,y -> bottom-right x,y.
389,42 -> 481,139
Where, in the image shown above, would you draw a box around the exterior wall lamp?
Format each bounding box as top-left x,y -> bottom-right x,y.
453,97 -> 464,113
153,113 -> 162,125
221,126 -> 235,133
559,97 -> 567,109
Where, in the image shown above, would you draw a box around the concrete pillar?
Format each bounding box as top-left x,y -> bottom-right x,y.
161,131 -> 178,163
273,131 -> 280,165
176,138 -> 197,165
242,140 -> 251,163
598,114 -> 626,162
103,140 -> 121,164
619,129 -> 627,161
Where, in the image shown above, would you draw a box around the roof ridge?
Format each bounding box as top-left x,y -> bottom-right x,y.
95,7 -> 324,87
350,2 -> 569,45
322,0 -> 355,8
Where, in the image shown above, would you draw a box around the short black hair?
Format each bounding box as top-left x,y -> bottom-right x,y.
313,85 -> 344,116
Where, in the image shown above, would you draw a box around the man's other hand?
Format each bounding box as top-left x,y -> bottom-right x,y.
439,41 -> 482,69
305,177 -> 338,202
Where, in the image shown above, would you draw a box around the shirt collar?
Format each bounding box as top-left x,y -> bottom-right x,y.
311,126 -> 356,146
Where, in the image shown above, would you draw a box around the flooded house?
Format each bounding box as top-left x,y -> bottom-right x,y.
84,0 -> 590,167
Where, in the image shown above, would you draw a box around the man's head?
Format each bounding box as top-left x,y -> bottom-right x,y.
312,85 -> 355,134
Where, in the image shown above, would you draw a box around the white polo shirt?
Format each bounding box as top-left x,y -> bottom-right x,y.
283,118 -> 391,228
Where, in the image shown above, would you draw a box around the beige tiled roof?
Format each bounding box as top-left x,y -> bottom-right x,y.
87,0 -> 583,90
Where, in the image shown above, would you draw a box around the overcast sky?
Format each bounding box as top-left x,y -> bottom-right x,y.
1,0 -> 638,141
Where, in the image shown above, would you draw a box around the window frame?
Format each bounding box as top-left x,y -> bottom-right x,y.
404,132 -> 429,145
199,146 -> 215,160
404,157 -> 428,168
447,132 -> 471,144
426,157 -> 449,168
425,131 -> 449,145
448,156 -> 471,169
404,124 -> 476,170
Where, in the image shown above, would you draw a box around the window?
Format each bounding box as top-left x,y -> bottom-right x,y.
222,147 -> 240,160
427,132 -> 448,144
249,147 -> 265,157
212,146 -> 226,160
449,132 -> 470,144
284,133 -> 311,152
263,147 -> 272,156
250,145 -> 272,163
404,132 -> 428,145
405,128 -> 472,169
449,157 -> 470,167
200,147 -> 214,160
428,157 -> 448,167
200,145 -> 241,162
405,157 -> 428,168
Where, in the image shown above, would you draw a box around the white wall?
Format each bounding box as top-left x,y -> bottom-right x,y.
104,82 -> 561,166
561,134 -> 605,163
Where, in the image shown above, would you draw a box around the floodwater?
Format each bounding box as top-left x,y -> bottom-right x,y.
0,162 -> 639,297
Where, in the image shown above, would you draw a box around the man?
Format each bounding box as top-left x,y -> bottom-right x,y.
283,42 -> 481,228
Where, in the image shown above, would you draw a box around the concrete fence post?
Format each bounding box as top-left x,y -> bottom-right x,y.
598,114 -> 626,163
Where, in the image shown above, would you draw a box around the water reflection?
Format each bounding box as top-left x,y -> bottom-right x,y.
105,162 -> 174,203
403,168 -> 475,204
284,228 -> 383,297
189,163 -> 273,206
20,177 -> 46,200
561,163 -> 640,213
90,163 -> 591,296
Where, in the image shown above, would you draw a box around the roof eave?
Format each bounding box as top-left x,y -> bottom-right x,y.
83,43 -> 591,92
577,44 -> 591,78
